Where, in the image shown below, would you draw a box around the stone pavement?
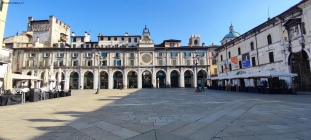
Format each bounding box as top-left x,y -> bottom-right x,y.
0,88 -> 311,140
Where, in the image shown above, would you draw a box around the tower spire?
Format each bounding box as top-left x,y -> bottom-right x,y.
268,6 -> 270,20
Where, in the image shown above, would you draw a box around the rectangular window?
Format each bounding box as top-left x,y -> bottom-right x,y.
221,66 -> 224,73
29,53 -> 36,57
158,52 -> 162,57
121,37 -> 124,41
159,60 -> 163,66
87,53 -> 92,57
184,52 -> 191,57
130,53 -> 134,58
100,37 -> 103,40
73,37 -> 76,42
134,38 -> 137,42
115,44 -> 118,48
187,60 -> 190,65
252,57 -> 256,66
73,44 -> 76,48
214,68 -> 217,75
73,60 -> 78,66
171,52 -> 178,57
172,60 -> 177,66
29,60 -> 34,67
130,60 -> 134,66
108,37 -> 111,41
58,53 -> 64,58
128,38 -> 131,42
72,53 -> 78,57
199,52 -> 204,56
115,53 -> 120,57
114,60 -> 121,66
101,52 -> 107,57
102,60 -> 107,66
269,52 -> 274,63
81,44 -> 84,48
59,60 -> 63,66
212,59 -> 217,65
81,37 -> 84,42
229,64 -> 232,71
114,37 -> 117,41
86,45 -> 89,48
43,53 -> 49,57
200,59 -> 204,65
87,60 -> 92,66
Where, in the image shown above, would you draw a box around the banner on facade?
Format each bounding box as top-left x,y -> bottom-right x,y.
242,53 -> 251,68
230,56 -> 239,70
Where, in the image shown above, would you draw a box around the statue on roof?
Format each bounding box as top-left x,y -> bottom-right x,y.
143,25 -> 149,33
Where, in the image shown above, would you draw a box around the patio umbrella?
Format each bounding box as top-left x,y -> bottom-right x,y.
3,63 -> 12,93
57,68 -> 62,90
44,68 -> 49,91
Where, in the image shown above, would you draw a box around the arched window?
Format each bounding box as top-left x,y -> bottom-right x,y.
220,55 -> 223,61
194,40 -> 198,46
250,42 -> 254,51
267,34 -> 272,45
238,48 -> 241,55
228,52 -> 231,58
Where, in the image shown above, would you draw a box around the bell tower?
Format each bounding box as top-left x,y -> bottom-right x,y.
188,34 -> 200,47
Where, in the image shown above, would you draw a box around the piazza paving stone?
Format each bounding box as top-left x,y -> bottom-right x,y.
0,88 -> 311,140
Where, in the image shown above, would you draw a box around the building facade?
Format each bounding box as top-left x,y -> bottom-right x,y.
215,0 -> 311,90
5,17 -> 219,90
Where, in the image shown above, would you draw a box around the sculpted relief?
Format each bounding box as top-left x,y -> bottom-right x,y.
32,24 -> 51,32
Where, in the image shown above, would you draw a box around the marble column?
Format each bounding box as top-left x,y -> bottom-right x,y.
123,70 -> 128,89
79,71 -> 84,89
180,69 -> 185,88
108,72 -> 113,89
194,69 -> 197,88
138,70 -> 142,88
94,70 -> 99,90
166,71 -> 171,86
65,71 -> 70,91
152,69 -> 156,88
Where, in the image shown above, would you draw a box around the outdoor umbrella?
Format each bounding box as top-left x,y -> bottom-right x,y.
44,68 -> 49,91
57,68 -> 62,90
3,63 -> 12,93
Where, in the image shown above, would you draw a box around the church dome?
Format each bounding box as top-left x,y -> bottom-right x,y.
223,24 -> 240,39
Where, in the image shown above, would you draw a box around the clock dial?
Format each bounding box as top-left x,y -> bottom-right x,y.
142,53 -> 152,63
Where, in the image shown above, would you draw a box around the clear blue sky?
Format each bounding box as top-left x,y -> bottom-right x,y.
4,0 -> 301,46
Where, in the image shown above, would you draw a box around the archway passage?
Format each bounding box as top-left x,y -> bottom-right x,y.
84,71 -> 94,89
113,71 -> 123,89
100,71 -> 108,89
69,72 -> 79,89
289,50 -> 311,91
156,70 -> 166,88
142,71 -> 152,88
170,70 -> 179,87
128,71 -> 138,88
184,70 -> 193,87
197,70 -> 207,87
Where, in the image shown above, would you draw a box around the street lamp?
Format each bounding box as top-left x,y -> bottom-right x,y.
193,51 -> 200,92
95,51 -> 103,94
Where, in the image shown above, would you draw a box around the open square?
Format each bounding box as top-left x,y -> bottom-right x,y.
1,89 -> 311,140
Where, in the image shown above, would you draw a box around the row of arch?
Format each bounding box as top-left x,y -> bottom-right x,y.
67,69 -> 207,89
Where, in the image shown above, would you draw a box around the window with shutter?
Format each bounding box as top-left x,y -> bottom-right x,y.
187,60 -> 190,65
103,60 -> 107,66
130,60 -> 134,66
114,60 -> 116,66
172,60 -> 177,66
158,52 -> 162,57
200,60 -> 204,65
25,60 -> 29,67
117,60 -> 121,66
159,60 -> 163,66
130,53 -> 134,58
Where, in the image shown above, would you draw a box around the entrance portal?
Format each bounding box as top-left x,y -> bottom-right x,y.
156,70 -> 166,88
184,70 -> 193,87
289,50 -> 311,90
142,71 -> 152,88
113,71 -> 123,89
170,70 -> 179,87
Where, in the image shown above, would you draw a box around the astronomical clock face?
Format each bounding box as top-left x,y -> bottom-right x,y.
140,53 -> 153,65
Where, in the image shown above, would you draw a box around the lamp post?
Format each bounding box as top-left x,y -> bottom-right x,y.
193,51 -> 200,92
95,51 -> 102,94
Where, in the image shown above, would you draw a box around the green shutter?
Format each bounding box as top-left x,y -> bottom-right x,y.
130,60 -> 134,66
69,61 -> 71,66
159,60 -> 163,66
200,60 -> 204,65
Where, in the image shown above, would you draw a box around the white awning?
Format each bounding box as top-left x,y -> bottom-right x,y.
0,74 -> 41,80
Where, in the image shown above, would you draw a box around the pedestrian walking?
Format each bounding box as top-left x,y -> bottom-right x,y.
200,82 -> 205,92
119,83 -> 123,90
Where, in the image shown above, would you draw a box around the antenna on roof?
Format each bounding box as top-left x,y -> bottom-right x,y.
268,6 -> 270,20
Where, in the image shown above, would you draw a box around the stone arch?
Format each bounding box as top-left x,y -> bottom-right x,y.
170,70 -> 180,88
113,71 -> 123,89
128,70 -> 138,88
99,70 -> 109,89
184,69 -> 194,88
197,69 -> 207,87
84,71 -> 94,89
142,70 -> 153,88
26,71 -> 32,75
156,70 -> 166,88
69,71 -> 79,89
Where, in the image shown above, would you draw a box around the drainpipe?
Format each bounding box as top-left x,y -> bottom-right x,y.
255,31 -> 260,67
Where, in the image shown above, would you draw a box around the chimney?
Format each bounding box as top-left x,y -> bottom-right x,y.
28,16 -> 33,22
125,32 -> 128,36
267,17 -> 271,21
72,32 -> 75,36
36,37 -> 40,42
212,43 -> 214,46
202,42 -> 205,47
84,31 -> 87,37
